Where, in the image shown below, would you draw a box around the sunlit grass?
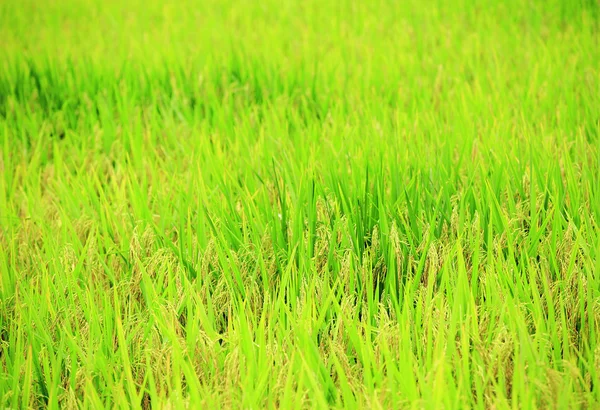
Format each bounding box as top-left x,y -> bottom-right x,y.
1,0 -> 599,408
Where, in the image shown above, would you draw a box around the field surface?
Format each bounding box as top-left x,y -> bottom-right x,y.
1,0 -> 600,408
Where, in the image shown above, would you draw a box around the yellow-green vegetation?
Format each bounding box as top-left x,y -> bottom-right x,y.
1,0 -> 599,408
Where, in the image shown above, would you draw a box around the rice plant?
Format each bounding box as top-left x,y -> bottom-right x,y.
1,0 -> 599,408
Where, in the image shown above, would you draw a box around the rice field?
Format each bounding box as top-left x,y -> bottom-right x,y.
1,0 -> 599,408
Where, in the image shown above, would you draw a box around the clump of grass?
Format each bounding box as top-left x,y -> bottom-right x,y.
1,0 -> 599,408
